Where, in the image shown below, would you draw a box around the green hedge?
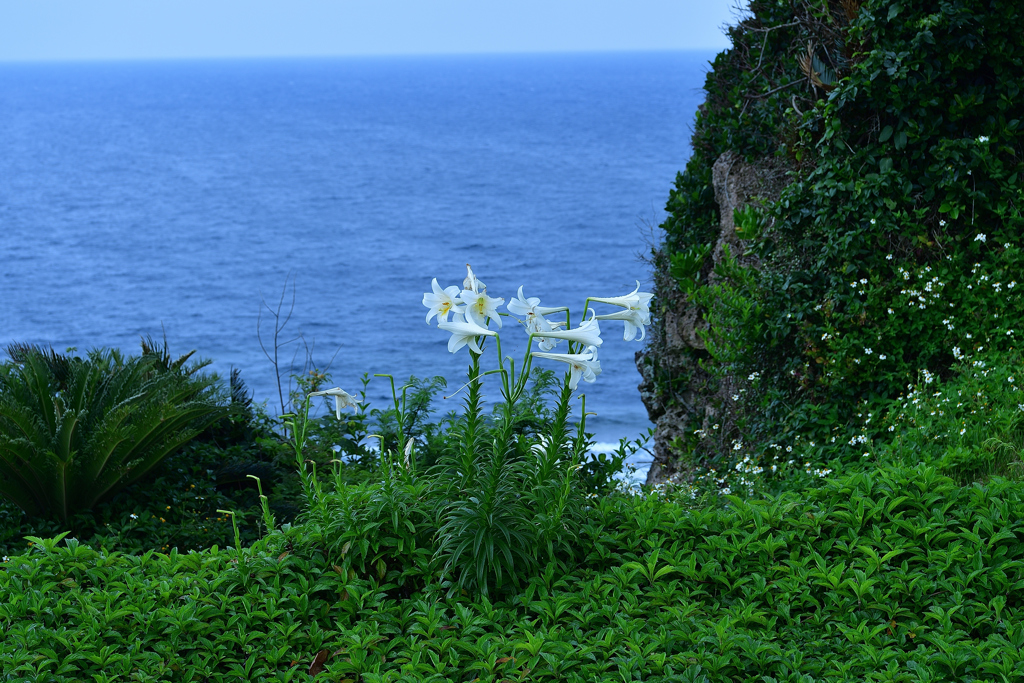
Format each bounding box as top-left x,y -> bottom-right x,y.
4,463 -> 1022,681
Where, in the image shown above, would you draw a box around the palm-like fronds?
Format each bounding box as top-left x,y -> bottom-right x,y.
0,346 -> 227,522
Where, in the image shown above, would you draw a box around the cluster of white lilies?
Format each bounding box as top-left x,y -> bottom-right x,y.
423,265 -> 652,391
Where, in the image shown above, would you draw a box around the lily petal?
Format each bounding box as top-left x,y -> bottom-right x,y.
308,387 -> 362,419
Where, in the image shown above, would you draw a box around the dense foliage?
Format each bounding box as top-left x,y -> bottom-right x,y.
4,2 -> 1024,679
0,343 -> 227,522
3,456 -> 1023,681
650,0 -> 1024,473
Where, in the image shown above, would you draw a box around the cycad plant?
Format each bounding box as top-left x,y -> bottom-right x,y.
0,343 -> 227,522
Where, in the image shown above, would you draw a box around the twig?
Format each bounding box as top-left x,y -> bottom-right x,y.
745,20 -> 802,32
257,274 -> 298,416
745,79 -> 803,100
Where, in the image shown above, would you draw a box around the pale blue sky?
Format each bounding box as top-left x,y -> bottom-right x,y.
0,1 -> 739,62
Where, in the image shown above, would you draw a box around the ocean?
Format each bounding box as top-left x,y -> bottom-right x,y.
0,51 -> 711,474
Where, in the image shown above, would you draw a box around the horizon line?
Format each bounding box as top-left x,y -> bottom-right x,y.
0,46 -> 725,67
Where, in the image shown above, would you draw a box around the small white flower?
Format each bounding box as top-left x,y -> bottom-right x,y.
878,354 -> 887,360
531,345 -> 602,390
589,282 -> 653,333
886,254 -> 893,260
309,387 -> 362,420
130,514 -> 139,520
977,135 -> 989,143
507,286 -> 565,329
438,311 -> 497,354
594,308 -> 648,341
458,287 -> 505,329
534,314 -> 603,348
423,279 -> 466,324
463,264 -> 486,293
508,286 -> 567,348
974,233 -> 987,243
864,348 -> 873,355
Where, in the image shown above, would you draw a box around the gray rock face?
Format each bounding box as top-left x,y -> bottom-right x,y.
637,150 -> 792,486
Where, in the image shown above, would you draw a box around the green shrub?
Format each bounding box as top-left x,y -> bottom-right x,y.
4,461 -> 1024,682
0,344 -> 228,522
0,419 -> 303,558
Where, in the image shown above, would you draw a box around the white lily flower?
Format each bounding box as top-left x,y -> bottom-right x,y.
533,314 -> 602,348
463,264 -> 486,294
531,345 -> 602,390
422,278 -> 465,324
536,319 -> 565,351
590,281 -> 653,323
458,288 -> 505,328
508,286 -> 566,320
508,285 -> 567,335
308,387 -> 362,420
595,308 -> 648,341
437,310 -> 497,354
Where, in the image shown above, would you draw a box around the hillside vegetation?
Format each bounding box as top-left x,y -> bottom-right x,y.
639,0 -> 1024,483
3,1 -> 1024,680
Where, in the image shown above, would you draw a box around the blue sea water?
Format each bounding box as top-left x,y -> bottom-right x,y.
0,51 -> 710,470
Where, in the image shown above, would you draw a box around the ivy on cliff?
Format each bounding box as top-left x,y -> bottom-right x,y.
652,0 -> 1024,473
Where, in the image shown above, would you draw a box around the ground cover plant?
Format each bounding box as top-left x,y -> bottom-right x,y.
2,459 -> 1023,681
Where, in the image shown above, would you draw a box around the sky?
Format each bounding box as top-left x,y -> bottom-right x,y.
0,0 -> 739,62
